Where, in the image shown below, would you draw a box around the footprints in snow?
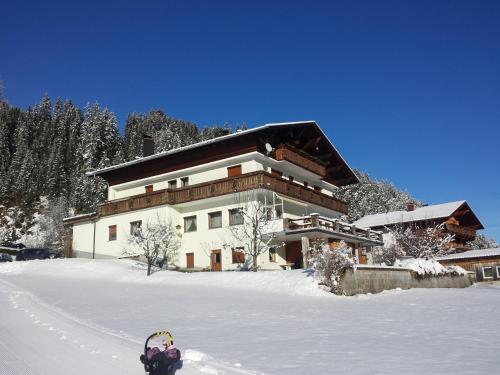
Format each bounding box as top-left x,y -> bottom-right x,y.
8,291 -> 115,361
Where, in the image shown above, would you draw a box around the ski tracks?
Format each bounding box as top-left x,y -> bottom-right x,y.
0,279 -> 262,375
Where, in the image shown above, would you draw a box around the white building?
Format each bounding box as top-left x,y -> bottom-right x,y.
64,121 -> 382,270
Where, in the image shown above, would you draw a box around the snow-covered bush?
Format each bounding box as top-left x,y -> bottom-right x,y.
370,244 -> 405,266
311,240 -> 356,294
395,258 -> 467,278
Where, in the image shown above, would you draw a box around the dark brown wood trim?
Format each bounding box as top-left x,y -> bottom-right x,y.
97,171 -> 348,217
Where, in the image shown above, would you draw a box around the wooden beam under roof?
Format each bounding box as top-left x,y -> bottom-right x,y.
327,164 -> 344,173
332,176 -> 357,186
302,136 -> 322,152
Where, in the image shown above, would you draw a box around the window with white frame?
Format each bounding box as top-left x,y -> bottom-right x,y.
482,266 -> 493,279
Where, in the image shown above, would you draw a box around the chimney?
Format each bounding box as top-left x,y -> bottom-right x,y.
143,134 -> 154,157
406,202 -> 415,212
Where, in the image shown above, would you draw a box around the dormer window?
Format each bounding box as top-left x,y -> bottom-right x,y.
168,180 -> 177,189
181,177 -> 189,187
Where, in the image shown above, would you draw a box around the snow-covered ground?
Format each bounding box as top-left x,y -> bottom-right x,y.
0,259 -> 499,375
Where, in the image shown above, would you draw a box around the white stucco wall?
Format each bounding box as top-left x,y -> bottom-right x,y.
109,157 -> 263,200
107,152 -> 337,201
71,192 -> 324,270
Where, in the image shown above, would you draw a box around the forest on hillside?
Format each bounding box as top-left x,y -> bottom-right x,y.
0,92 -> 495,250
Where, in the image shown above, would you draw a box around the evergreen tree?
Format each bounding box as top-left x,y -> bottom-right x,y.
71,103 -> 122,213
333,170 -> 422,222
0,100 -> 20,202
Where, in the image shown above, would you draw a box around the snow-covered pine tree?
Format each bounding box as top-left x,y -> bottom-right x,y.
332,169 -> 422,222
71,103 -> 122,213
46,98 -> 68,199
0,99 -> 20,203
467,233 -> 498,249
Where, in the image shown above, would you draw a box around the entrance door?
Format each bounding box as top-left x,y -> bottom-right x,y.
186,252 -> 194,268
285,241 -> 303,269
211,249 -> 222,271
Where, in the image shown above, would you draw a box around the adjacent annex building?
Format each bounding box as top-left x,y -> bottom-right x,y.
354,200 -> 484,251
64,121 -> 382,271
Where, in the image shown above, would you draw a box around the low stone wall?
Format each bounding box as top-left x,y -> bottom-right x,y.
339,265 -> 473,296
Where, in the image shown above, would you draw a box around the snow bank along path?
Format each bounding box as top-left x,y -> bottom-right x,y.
1,259 -> 500,375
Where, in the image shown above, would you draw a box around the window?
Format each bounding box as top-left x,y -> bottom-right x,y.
269,247 -> 277,262
314,185 -> 322,192
130,221 -> 142,236
483,267 -> 493,279
275,205 -> 283,219
168,180 -> 177,189
227,165 -> 242,177
145,184 -> 153,193
303,181 -> 309,188
229,208 -> 244,225
289,176 -> 294,183
181,177 -> 189,187
184,216 -> 197,232
108,225 -> 117,241
232,248 -> 245,264
497,266 -> 500,278
208,211 -> 222,229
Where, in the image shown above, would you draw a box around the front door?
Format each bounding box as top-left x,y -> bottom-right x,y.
211,249 -> 222,271
285,241 -> 303,269
186,252 -> 194,268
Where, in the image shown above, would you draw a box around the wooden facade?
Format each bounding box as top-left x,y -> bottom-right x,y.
439,255 -> 500,282
91,121 -> 359,188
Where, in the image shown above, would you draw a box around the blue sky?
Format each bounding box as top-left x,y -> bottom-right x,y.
1,0 -> 499,241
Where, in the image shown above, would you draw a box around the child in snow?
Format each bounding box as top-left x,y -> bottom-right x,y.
162,337 -> 181,362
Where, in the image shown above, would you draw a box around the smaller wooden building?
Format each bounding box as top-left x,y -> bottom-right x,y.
353,201 -> 484,250
438,248 -> 500,282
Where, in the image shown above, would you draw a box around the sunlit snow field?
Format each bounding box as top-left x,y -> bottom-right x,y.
1,259 -> 499,375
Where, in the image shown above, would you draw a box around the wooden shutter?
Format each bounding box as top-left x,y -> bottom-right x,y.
108,225 -> 117,241
227,165 -> 242,177
186,253 -> 194,268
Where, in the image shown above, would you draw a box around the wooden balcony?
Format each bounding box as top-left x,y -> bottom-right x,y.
445,223 -> 476,240
285,214 -> 383,245
97,171 -> 348,217
274,145 -> 326,177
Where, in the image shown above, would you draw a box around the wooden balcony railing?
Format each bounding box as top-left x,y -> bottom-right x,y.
97,171 -> 348,217
286,214 -> 383,245
274,145 -> 326,177
445,223 -> 476,240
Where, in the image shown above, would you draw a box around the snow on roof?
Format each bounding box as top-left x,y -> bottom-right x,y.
437,247 -> 500,261
353,201 -> 467,228
62,212 -> 96,222
86,121 -> 317,176
85,121 -> 358,185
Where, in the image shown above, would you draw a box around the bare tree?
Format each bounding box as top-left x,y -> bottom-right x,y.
227,190 -> 283,272
310,240 -> 355,294
126,214 -> 181,276
389,223 -> 454,259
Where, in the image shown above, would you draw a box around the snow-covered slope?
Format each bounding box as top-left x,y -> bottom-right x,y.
1,259 -> 499,375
